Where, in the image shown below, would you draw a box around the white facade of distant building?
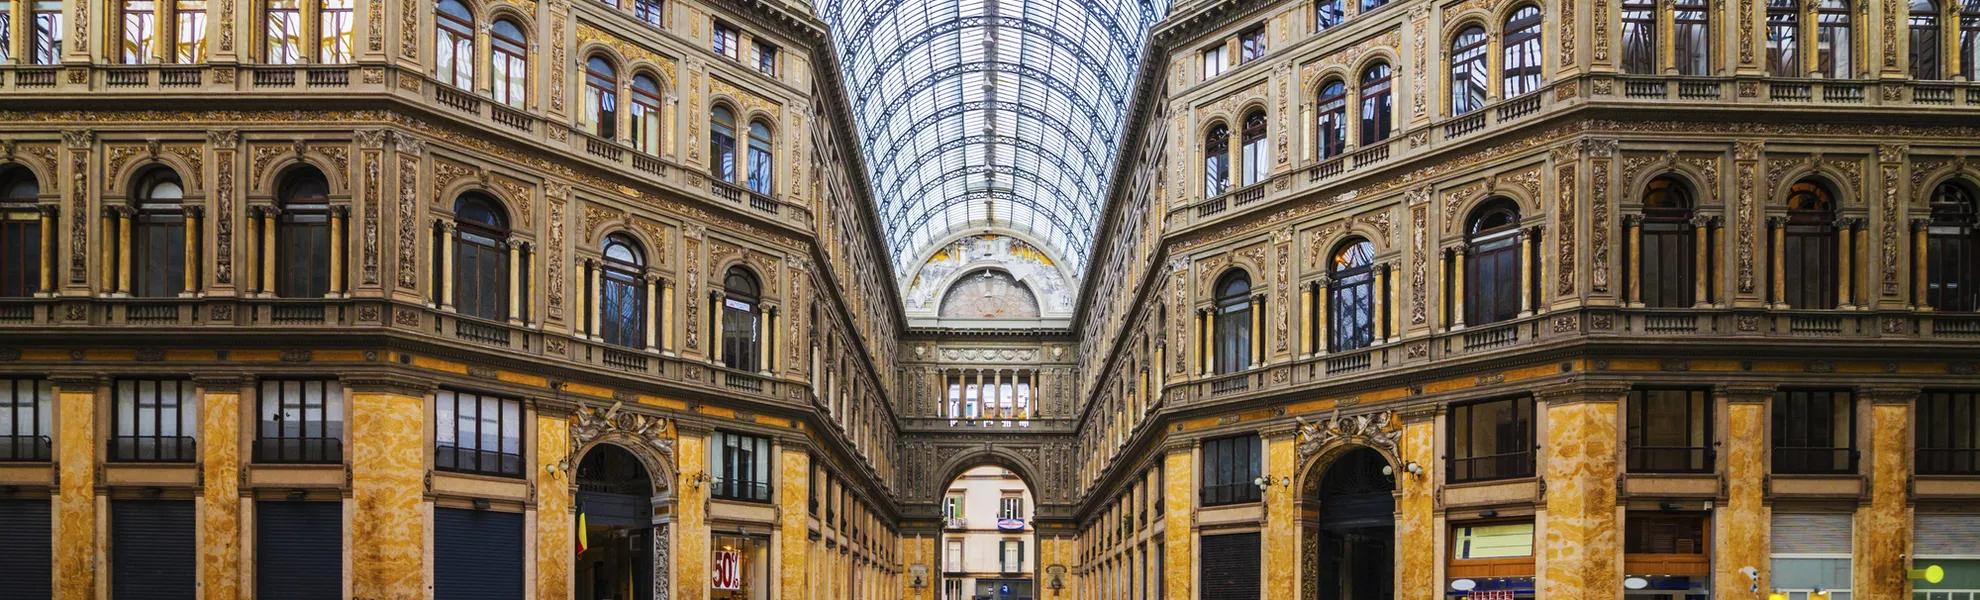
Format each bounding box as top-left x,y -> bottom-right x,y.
941,465 -> 1036,600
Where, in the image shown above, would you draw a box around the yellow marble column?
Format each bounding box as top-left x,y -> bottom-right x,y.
1539,383 -> 1625,600
261,208 -> 277,295
1770,216 -> 1788,307
1264,432 -> 1298,599
1298,284 -> 1313,356
1451,249 -> 1467,329
1715,385 -> 1774,600
52,377 -> 99,600
661,282 -> 675,353
329,206 -> 346,296
508,242 -> 523,323
1519,227 -> 1536,316
536,413 -> 572,600
1857,388 -> 1916,600
1314,280 -> 1329,354
675,427 -> 710,600
1394,411 -> 1439,600
1162,442 -> 1194,600
779,446 -> 811,600
37,206 -> 55,294
197,377 -> 244,600
181,208 -> 200,295
440,222 -> 456,310
348,379 -> 430,599
117,208 -> 133,295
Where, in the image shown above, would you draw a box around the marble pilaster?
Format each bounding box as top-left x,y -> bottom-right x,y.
536,414 -> 573,600
348,382 -> 429,599
1163,445 -> 1194,600
1539,387 -> 1623,600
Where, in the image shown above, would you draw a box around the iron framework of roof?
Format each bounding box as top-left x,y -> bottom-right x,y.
820,0 -> 1170,279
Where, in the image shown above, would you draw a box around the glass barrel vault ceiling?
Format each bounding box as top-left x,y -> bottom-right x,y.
821,0 -> 1170,279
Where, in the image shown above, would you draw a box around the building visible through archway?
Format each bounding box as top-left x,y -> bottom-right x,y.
575,443 -> 658,600
1303,447 -> 1397,600
940,465 -> 1036,600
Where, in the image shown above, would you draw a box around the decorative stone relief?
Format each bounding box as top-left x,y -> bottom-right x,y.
1555,148 -> 1578,297
396,152 -> 421,289
1410,201 -> 1429,325
1294,408 -> 1401,460
564,403 -> 674,467
548,197 -> 567,317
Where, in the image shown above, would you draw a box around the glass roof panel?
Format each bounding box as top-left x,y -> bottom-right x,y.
823,0 -> 1169,280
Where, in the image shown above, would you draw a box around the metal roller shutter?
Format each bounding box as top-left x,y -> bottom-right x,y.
256,501 -> 343,600
1200,532 -> 1261,600
0,499 -> 52,600
1771,513 -> 1853,554
435,507 -> 524,600
1916,514 -> 1980,556
111,499 -> 196,600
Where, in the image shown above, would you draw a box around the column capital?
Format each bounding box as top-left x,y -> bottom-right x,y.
36,204 -> 59,217
1766,215 -> 1790,227
1534,380 -> 1632,405
1912,217 -> 1934,231
330,205 -> 351,218
339,374 -> 433,397
1716,383 -> 1777,403
1689,214 -> 1714,228
183,205 -> 205,219
1622,213 -> 1646,226
192,372 -> 256,388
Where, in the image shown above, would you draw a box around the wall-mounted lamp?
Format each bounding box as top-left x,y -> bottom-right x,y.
1768,588 -> 1789,600
687,471 -> 711,490
1382,461 -> 1426,478
1252,475 -> 1290,492
1909,565 -> 1946,584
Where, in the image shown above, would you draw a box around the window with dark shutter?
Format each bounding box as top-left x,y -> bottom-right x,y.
434,508 -> 523,600
111,499 -> 196,600
0,499 -> 51,600
255,500 -> 342,600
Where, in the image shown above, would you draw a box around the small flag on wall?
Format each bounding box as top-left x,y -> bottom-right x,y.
576,502 -> 590,554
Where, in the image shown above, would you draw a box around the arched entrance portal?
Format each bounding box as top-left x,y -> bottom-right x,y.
575,443 -> 660,600
1302,447 -> 1398,600
938,465 -> 1037,600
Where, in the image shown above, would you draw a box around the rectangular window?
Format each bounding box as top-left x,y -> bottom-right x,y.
1202,45 -> 1227,78
31,0 -> 61,65
1626,388 -> 1712,473
1001,539 -> 1024,572
1919,391 -> 1980,475
711,430 -> 772,502
1239,27 -> 1266,63
1624,513 -> 1710,583
710,533 -> 769,597
1449,521 -> 1537,598
0,1 -> 11,63
0,378 -> 53,461
112,379 -> 198,462
120,0 -> 156,64
999,495 -> 1024,520
433,389 -> 523,477
173,0 -> 206,63
753,41 -> 777,76
713,23 -> 739,59
255,379 -> 344,463
318,0 -> 353,63
1773,389 -> 1856,474
946,539 -> 964,572
1200,433 -> 1261,506
1448,396 -> 1535,483
633,0 -> 662,25
266,0 -> 302,64
1771,513 -> 1853,600
1914,514 -> 1980,600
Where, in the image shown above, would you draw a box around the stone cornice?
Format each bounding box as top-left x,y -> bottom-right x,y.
339,374 -> 434,397
1717,382 -> 1779,403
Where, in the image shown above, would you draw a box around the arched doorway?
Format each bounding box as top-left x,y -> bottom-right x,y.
938,465 -> 1036,600
575,443 -> 659,600
1301,447 -> 1397,600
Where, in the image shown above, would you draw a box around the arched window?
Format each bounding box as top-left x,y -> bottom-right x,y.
1316,0 -> 1343,31
600,234 -> 645,349
1316,80 -> 1348,159
747,120 -> 774,195
1783,178 -> 1838,309
1213,270 -> 1252,374
1621,0 -> 1658,73
490,19 -> 527,108
434,0 -> 474,89
1465,199 -> 1523,326
711,105 -> 738,183
1964,0 -> 1980,79
132,169 -> 187,298
1639,176 -> 1698,308
1204,123 -> 1231,196
585,56 -> 619,140
0,166 -> 42,297
1359,63 -> 1393,145
276,167 -> 332,298
721,266 -> 761,372
1329,238 -> 1376,352
1767,0 -> 1802,76
452,193 -> 509,321
1239,110 -> 1268,186
1502,6 -> 1544,97
1450,26 -> 1489,115
1675,0 -> 1712,75
1927,180 -> 1979,310
630,74 -> 663,155
1816,0 -> 1853,77
1913,0 -> 1944,79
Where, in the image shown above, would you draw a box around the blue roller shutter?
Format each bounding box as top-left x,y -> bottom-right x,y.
435,507 -> 523,600
256,500 -> 343,600
111,499 -> 196,600
0,499 -> 52,600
